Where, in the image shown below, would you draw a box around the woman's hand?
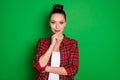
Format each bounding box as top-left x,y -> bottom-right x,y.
51,33 -> 63,46
51,33 -> 59,46
45,66 -> 68,75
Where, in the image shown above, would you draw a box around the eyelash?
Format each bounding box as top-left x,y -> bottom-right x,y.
60,22 -> 64,24
51,22 -> 55,24
51,22 -> 64,24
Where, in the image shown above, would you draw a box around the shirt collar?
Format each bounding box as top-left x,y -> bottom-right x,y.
62,34 -> 68,43
49,34 -> 68,44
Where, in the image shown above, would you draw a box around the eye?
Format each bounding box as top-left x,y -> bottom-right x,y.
51,21 -> 55,24
60,21 -> 64,24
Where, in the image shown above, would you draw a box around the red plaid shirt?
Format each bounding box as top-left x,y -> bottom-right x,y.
33,34 -> 79,80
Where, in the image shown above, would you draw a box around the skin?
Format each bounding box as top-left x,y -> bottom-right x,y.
50,13 -> 66,52
39,13 -> 68,75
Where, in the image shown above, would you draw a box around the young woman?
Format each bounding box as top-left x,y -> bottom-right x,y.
33,4 -> 79,80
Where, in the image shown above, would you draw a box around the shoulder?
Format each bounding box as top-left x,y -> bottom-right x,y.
64,35 -> 78,45
70,38 -> 78,44
38,37 -> 51,44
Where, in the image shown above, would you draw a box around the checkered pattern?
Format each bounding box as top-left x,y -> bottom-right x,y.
33,34 -> 79,80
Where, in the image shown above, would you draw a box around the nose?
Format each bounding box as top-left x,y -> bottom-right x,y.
56,23 -> 59,29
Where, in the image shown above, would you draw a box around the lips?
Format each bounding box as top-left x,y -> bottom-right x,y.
55,30 -> 61,32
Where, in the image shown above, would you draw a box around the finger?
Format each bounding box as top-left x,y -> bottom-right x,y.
52,34 -> 57,38
56,32 -> 61,36
52,33 -> 59,38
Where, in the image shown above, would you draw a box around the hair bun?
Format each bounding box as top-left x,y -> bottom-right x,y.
53,4 -> 63,10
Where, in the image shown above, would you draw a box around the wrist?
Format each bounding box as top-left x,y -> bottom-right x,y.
50,43 -> 55,47
45,66 -> 50,72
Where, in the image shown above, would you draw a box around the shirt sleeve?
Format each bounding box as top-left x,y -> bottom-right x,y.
64,40 -> 79,76
32,39 -> 47,71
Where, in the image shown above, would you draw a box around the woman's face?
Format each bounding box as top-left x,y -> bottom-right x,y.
49,13 -> 66,34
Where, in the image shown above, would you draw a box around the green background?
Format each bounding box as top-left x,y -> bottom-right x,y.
0,0 -> 120,80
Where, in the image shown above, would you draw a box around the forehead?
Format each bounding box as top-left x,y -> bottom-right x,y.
50,13 -> 65,21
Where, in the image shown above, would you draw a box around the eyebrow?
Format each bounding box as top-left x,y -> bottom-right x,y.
50,20 -> 56,22
50,20 -> 65,22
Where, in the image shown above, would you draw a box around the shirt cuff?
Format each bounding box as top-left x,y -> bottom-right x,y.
35,63 -> 47,71
64,66 -> 71,75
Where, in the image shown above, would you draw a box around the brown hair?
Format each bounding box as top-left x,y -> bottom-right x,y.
49,4 -> 66,21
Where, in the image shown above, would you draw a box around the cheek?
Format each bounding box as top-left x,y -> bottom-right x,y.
61,24 -> 66,29
50,24 -> 55,29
